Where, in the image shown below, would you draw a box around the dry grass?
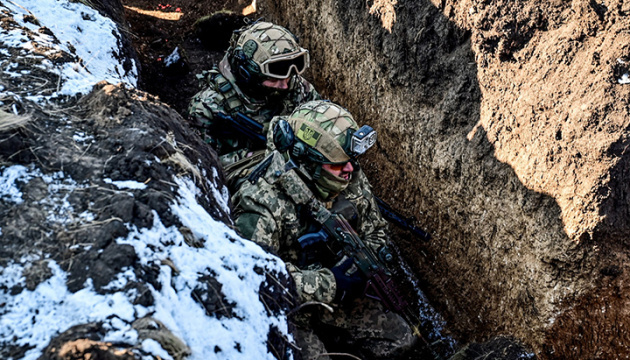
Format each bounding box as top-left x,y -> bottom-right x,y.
0,109 -> 31,132
164,147 -> 203,185
369,0 -> 397,33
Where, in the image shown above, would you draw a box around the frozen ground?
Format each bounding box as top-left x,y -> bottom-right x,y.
0,1 -> 292,359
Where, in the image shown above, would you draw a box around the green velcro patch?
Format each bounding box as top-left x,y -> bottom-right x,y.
297,124 -> 321,147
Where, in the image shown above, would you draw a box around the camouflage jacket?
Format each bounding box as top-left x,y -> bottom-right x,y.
231,151 -> 389,304
187,56 -> 321,158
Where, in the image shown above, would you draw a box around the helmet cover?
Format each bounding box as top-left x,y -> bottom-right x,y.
231,22 -> 309,79
287,101 -> 359,164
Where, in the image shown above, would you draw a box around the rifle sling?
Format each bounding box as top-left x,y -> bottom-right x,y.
275,160 -> 332,225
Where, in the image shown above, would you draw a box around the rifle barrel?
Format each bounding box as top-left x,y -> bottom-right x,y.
375,196 -> 430,241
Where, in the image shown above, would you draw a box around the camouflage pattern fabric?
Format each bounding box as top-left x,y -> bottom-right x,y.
317,298 -> 417,358
187,56 -> 320,158
288,100 -> 358,164
292,327 -> 331,360
231,151 -> 389,303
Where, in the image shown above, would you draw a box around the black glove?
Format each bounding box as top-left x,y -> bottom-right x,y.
330,256 -> 365,304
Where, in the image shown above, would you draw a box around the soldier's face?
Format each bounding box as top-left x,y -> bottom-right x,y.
262,77 -> 290,89
322,161 -> 354,180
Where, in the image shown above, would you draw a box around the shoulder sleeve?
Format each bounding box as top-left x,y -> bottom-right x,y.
187,86 -> 225,127
187,82 -> 229,147
232,182 -> 282,253
233,180 -> 337,304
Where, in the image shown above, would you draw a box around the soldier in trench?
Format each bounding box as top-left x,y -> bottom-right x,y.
187,20 -> 321,169
231,100 -> 417,359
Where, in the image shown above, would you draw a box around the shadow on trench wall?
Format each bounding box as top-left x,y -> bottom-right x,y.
256,0 -> 630,359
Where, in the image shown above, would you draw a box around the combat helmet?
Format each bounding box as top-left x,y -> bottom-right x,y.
273,100 -> 377,197
228,21 -> 310,91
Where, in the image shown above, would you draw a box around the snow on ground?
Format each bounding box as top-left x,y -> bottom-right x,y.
0,166 -> 290,359
0,0 -> 138,101
0,1 -> 291,359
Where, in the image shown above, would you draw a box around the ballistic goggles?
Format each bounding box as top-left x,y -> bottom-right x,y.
260,49 -> 310,79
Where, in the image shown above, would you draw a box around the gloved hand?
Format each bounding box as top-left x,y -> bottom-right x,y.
330,256 -> 365,304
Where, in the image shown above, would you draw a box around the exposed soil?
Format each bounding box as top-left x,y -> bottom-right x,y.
258,1 -> 630,359
96,0 -> 630,359
1,1 -> 299,358
121,0 -> 247,116
117,1 -> 542,359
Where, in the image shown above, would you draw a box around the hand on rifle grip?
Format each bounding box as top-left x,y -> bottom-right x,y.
331,256 -> 365,305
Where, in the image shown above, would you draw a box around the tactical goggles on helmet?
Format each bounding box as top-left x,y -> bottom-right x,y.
260,49 -> 310,79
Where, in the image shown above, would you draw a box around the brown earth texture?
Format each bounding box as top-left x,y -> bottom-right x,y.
257,0 -> 630,359
2,0 -> 630,359
124,0 -> 630,358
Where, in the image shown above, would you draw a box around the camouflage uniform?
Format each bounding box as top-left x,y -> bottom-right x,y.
232,150 -> 416,359
187,22 -> 321,166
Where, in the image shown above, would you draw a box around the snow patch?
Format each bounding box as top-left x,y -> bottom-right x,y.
0,165 -> 31,204
0,261 -> 142,360
1,0 -> 138,99
104,178 -> 148,190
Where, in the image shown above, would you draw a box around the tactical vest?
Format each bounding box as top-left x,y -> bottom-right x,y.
210,70 -> 244,115
205,69 -> 268,190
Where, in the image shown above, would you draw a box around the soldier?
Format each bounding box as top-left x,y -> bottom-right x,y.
187,21 -> 321,167
231,100 -> 416,359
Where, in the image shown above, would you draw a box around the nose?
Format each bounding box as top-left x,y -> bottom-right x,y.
342,161 -> 354,173
262,78 -> 290,90
276,78 -> 290,89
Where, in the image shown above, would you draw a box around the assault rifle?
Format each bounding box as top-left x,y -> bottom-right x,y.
299,212 -> 408,312
214,111 -> 267,146
297,211 -> 444,360
216,111 -> 432,242
375,197 -> 431,241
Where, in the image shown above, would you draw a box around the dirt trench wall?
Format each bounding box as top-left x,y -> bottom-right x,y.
258,0 -> 630,358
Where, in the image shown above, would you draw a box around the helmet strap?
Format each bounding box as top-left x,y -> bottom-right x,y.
312,165 -> 322,180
